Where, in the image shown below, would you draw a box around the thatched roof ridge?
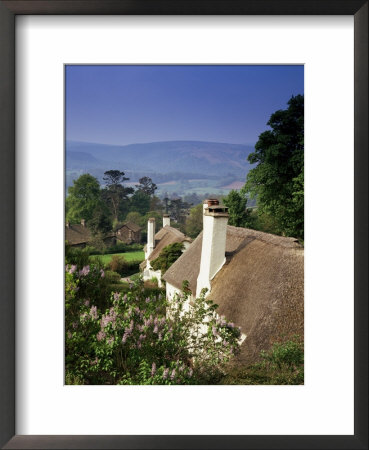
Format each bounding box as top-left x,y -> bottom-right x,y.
65,224 -> 92,245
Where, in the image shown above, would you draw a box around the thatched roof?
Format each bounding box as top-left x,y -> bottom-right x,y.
163,226 -> 304,365
65,224 -> 92,245
148,226 -> 192,263
114,221 -> 141,232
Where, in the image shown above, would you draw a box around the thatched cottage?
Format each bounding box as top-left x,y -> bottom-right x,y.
65,219 -> 93,248
163,199 -> 304,365
114,222 -> 142,244
141,214 -> 192,287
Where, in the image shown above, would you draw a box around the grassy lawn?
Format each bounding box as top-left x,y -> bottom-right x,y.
91,251 -> 145,264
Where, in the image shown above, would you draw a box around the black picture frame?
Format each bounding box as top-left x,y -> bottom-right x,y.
0,1 -> 367,449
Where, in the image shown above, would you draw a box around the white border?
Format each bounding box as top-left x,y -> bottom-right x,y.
16,16 -> 354,435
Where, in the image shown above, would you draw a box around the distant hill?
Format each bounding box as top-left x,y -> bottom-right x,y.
66,140 -> 255,196
66,140 -> 254,176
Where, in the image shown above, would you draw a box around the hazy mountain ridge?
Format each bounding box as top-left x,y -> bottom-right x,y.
66,140 -> 254,176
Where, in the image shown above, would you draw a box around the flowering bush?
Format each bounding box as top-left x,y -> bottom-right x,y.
65,265 -> 241,385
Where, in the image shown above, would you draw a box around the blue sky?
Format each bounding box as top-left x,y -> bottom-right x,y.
66,65 -> 303,146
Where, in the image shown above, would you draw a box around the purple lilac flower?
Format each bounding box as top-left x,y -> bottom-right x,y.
84,299 -> 90,307
163,368 -> 169,380
89,305 -> 98,320
137,342 -> 142,349
145,297 -> 150,303
212,326 -> 218,337
107,337 -> 114,345
158,333 -> 162,341
227,322 -> 234,329
188,368 -> 193,377
97,331 -> 106,342
170,369 -> 176,380
122,333 -> 128,344
113,292 -> 120,302
153,325 -> 158,334
79,265 -> 90,277
69,264 -> 77,274
100,269 -> 105,278
151,362 -> 156,377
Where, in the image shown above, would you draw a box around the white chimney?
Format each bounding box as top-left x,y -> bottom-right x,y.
196,199 -> 228,297
163,214 -> 170,227
147,218 -> 156,258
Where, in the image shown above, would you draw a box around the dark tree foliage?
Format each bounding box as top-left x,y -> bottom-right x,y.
88,199 -> 112,235
135,176 -> 157,196
243,95 -> 304,239
102,170 -> 134,221
129,190 -> 151,216
168,198 -> 192,224
151,242 -> 185,273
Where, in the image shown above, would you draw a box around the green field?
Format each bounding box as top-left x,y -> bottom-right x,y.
91,251 -> 145,264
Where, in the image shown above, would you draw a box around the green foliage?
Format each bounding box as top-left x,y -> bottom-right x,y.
65,274 -> 242,385
66,174 -> 102,224
151,242 -> 184,273
65,245 -> 91,268
243,95 -> 304,239
87,242 -> 143,255
125,211 -> 142,226
135,176 -> 157,196
129,190 -> 151,216
219,337 -> 304,385
106,255 -> 140,277
102,170 -> 134,221
185,203 -> 203,238
222,190 -> 251,227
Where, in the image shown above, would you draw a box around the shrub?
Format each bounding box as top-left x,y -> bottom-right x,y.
107,255 -> 128,275
65,275 -> 242,385
218,337 -> 304,385
65,245 -> 91,268
106,255 -> 140,277
151,242 -> 184,273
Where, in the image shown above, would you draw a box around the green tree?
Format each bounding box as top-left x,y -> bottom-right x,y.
168,198 -> 191,224
243,95 -> 304,239
88,200 -> 112,235
223,190 -> 249,227
66,174 -> 102,224
125,211 -> 143,226
102,170 -> 134,221
129,190 -> 151,216
185,203 -> 203,238
135,176 -> 157,196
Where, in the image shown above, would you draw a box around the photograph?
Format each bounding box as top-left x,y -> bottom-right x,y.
65,64 -> 304,386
